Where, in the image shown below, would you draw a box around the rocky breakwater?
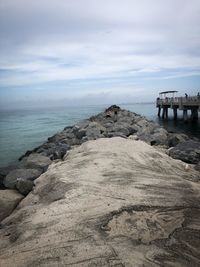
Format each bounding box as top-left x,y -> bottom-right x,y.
0,137 -> 200,267
0,105 -> 199,222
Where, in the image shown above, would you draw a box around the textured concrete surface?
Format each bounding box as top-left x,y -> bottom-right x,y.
0,137 -> 200,267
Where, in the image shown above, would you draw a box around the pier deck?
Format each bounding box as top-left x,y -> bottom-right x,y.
156,91 -> 200,121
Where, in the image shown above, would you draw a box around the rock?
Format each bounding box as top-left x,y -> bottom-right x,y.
0,165 -> 19,188
168,133 -> 189,147
107,132 -> 127,138
72,125 -> 80,135
0,189 -> 23,222
75,128 -> 87,139
105,104 -> 121,113
169,140 -> 200,164
128,135 -> 139,140
86,122 -> 106,140
3,168 -> 42,189
76,119 -> 90,129
150,128 -> 169,145
137,127 -> 168,146
63,125 -> 73,131
20,153 -> 52,171
0,138 -> 199,266
50,143 -> 70,160
195,162 -> 200,171
0,165 -> 19,178
0,177 -> 5,189
136,118 -> 149,128
16,179 -> 34,196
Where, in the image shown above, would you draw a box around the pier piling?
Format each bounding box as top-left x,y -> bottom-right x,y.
173,108 -> 177,120
191,108 -> 198,122
183,109 -> 188,122
156,91 -> 200,122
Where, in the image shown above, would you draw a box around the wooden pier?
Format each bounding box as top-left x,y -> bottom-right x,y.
156,91 -> 200,122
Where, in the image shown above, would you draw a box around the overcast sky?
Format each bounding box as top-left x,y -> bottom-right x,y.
0,0 -> 200,109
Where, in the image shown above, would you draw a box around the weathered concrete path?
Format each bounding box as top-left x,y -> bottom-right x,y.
0,137 -> 200,267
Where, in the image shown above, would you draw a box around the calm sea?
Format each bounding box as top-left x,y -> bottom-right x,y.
0,103 -> 199,167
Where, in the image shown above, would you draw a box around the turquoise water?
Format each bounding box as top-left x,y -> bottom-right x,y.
0,103 -> 199,167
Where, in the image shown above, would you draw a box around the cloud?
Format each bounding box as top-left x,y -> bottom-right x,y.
0,0 -> 200,106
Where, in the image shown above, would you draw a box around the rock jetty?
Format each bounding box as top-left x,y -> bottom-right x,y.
0,105 -> 199,225
0,137 -> 200,267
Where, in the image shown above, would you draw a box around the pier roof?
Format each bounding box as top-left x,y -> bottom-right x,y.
159,90 -> 178,94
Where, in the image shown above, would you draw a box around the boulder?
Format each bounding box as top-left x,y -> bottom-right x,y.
105,104 -> 121,113
0,189 -> 23,222
150,128 -> 169,146
86,122 -> 106,140
0,138 -> 200,266
128,135 -> 139,140
169,140 -> 200,164
137,127 -> 168,146
0,177 -> 4,189
107,132 -> 127,138
75,128 -> 87,139
16,179 -> 34,196
168,133 -> 189,147
3,168 -> 42,189
136,118 -> 149,128
49,143 -> 70,160
76,119 -> 90,129
0,165 -> 19,178
20,153 -> 52,171
195,162 -> 200,171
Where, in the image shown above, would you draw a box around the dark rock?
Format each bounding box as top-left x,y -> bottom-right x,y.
63,125 -> 73,131
107,132 -> 127,138
16,179 -> 34,196
168,133 -> 189,147
20,153 -> 52,171
195,162 -> 200,171
86,122 -> 106,140
0,189 -> 24,222
105,105 -> 121,113
75,129 -> 87,139
3,169 -> 42,189
109,126 -> 130,137
0,165 -> 19,189
76,119 -> 90,129
169,140 -> 200,164
50,143 -> 70,160
150,128 -> 169,146
0,178 -> 5,189
137,127 -> 168,146
0,165 -> 19,178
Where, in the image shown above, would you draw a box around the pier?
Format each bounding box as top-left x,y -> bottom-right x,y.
156,91 -> 200,122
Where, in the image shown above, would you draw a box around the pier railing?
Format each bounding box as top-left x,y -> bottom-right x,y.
157,96 -> 200,109
156,95 -> 200,121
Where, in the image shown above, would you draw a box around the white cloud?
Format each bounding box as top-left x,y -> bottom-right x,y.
0,0 -> 200,96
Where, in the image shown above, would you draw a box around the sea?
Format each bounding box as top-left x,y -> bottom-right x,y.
0,103 -> 199,168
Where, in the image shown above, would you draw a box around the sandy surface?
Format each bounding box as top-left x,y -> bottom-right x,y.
0,137 -> 200,267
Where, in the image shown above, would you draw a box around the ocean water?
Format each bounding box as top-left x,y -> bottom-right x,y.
0,103 -> 199,168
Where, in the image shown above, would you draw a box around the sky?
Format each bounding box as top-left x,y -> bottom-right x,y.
0,0 -> 200,109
